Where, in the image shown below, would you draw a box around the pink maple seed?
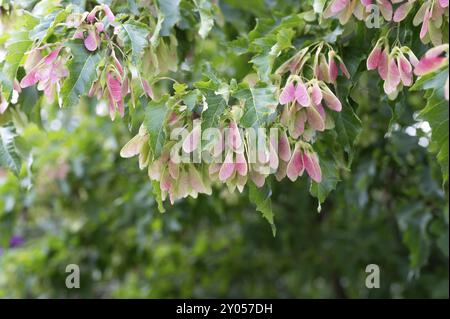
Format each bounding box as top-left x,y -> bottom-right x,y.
20,70 -> 39,88
182,125 -> 201,153
306,107 -> 325,132
188,166 -> 207,194
339,62 -> 350,78
328,51 -> 339,82
86,9 -> 97,23
331,0 -> 350,13
322,87 -> 342,112
439,0 -> 449,8
414,45 -> 448,76
384,58 -> 401,94
393,1 -> 414,22
250,171 -> 265,188
95,22 -> 105,33
102,5 -> 116,23
311,82 -> 323,105
73,30 -> 85,40
235,152 -> 248,176
219,151 -> 236,182
378,48 -> 389,80
278,130 -> 291,162
228,121 -> 243,152
397,55 -> 413,87
279,81 -> 296,105
302,151 -> 322,183
106,72 -> 123,102
295,80 -> 311,107
141,79 -> 154,99
168,160 -> 179,179
367,44 -> 382,70
420,7 -> 432,39
378,0 -> 393,21
291,110 -> 307,138
286,145 -> 304,182
44,46 -> 62,65
84,30 -> 98,51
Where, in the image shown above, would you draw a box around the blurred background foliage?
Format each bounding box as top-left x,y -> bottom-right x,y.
0,0 -> 448,298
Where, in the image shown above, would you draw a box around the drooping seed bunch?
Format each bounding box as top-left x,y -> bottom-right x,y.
367,37 -> 419,98
119,42 -> 351,206
276,42 -> 345,141
16,4 -> 153,120
67,4 -> 116,52
367,39 -> 448,99
323,0 -> 449,45
19,46 -> 68,102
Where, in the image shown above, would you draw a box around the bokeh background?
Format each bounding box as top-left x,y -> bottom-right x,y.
0,0 -> 449,298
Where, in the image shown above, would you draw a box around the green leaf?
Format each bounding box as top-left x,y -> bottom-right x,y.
418,90 -> 449,183
410,68 -> 448,92
313,0 -> 327,13
331,102 -> 362,164
234,84 -> 277,128
182,89 -> 199,111
250,53 -> 274,83
248,181 -> 276,236
396,203 -> 433,274
310,159 -> 340,205
61,41 -> 102,108
118,20 -> 150,64
200,90 -> 227,130
29,9 -> 68,42
196,0 -> 214,39
1,31 -> 34,100
143,96 -> 170,158
151,180 -> 166,213
0,124 -> 21,176
158,0 -> 181,36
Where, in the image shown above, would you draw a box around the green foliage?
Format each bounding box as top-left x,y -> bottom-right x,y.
158,0 -> 181,36
0,125 -> 21,176
1,31 -> 34,99
234,84 -> 278,128
248,180 -> 276,236
143,96 -> 170,158
118,20 -> 150,64
411,69 -> 449,183
61,41 -> 102,108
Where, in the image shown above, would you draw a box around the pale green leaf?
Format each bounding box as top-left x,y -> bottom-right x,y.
234,84 -> 277,128
118,20 -> 150,64
158,0 -> 181,36
2,32 -> 34,100
200,90 -> 227,130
